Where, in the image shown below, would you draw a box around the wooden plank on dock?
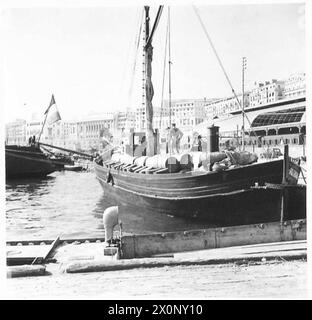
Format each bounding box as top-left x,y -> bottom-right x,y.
7,236 -> 60,266
120,219 -> 306,259
43,236 -> 60,262
7,265 -> 46,278
7,245 -> 47,266
63,240 -> 306,274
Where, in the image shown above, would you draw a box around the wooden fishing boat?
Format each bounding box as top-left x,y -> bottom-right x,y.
95,157 -> 282,222
5,145 -> 56,179
5,96 -> 65,179
94,6 -> 302,225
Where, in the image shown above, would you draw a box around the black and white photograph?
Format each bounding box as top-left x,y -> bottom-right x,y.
1,0 -> 310,301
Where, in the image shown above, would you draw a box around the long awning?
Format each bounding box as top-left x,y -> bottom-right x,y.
194,106 -> 306,135
195,113 -> 257,134
251,107 -> 305,127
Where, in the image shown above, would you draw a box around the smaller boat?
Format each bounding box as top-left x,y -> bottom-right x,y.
64,164 -> 85,172
5,144 -> 56,179
38,142 -> 94,172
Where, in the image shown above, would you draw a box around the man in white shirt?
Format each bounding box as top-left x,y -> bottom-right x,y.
170,123 -> 183,154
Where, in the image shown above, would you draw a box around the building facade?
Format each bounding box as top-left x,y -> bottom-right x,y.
284,73 -> 305,98
114,110 -> 136,133
153,98 -> 208,131
135,105 -> 146,132
5,119 -> 27,145
75,113 -> 114,151
205,94 -> 250,120
249,80 -> 285,108
26,120 -> 44,141
43,121 -> 78,150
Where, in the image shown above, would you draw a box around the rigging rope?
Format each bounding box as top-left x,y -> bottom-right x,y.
145,6 -> 164,49
128,8 -> 144,105
159,9 -> 169,130
168,6 -> 172,129
192,6 -> 259,141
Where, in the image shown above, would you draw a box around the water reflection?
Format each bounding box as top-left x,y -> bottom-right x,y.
93,193 -> 214,235
6,171 -> 213,241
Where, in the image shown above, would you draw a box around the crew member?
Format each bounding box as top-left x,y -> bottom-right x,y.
197,135 -> 202,152
170,123 -> 183,154
166,127 -> 172,154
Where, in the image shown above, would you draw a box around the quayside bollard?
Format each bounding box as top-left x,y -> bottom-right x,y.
103,206 -> 121,243
102,206 -> 122,258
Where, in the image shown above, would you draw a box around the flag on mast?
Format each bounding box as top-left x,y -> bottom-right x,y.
45,94 -> 61,124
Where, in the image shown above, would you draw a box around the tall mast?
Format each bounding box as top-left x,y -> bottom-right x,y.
141,19 -> 146,131
168,7 -> 172,127
144,5 -> 163,156
242,56 -> 247,151
144,6 -> 154,156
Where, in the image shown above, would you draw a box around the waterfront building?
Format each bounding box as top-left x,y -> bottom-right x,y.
152,106 -> 169,130
196,96 -> 306,157
154,98 -> 208,131
25,114 -> 44,142
204,94 -> 250,120
114,110 -> 136,133
44,121 -> 78,150
249,80 -> 285,108
75,113 -> 114,151
284,73 -> 305,98
136,105 -> 146,132
5,119 -> 27,145
136,98 -> 209,133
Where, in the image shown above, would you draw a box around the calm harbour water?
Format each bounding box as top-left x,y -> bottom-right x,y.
6,168 -> 211,241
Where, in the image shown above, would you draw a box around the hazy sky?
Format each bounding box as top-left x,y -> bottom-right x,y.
2,2 -> 306,123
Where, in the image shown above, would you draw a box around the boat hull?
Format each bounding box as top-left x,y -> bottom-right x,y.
5,145 -> 56,179
94,159 -> 305,225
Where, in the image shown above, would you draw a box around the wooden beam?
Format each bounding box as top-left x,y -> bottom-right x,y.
39,142 -> 94,159
7,265 -> 46,278
43,236 -> 60,263
120,219 -> 306,259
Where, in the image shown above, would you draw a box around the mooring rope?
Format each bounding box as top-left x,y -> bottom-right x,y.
192,6 -> 259,140
159,7 -> 170,130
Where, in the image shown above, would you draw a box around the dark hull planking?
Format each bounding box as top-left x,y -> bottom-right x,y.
93,159 -> 305,225
5,145 -> 56,179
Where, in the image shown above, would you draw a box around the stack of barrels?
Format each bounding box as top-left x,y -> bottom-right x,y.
110,151 -> 233,173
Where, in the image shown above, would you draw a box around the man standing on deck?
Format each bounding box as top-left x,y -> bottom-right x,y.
166,127 -> 172,154
170,123 -> 183,154
197,135 -> 203,152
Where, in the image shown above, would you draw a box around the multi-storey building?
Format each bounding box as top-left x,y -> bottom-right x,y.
75,113 -> 114,151
5,119 -> 27,145
284,73 -> 305,98
205,94 -> 250,120
44,121 -> 78,150
152,106 -> 170,130
249,80 -> 285,108
24,113 -> 45,143
153,98 -> 209,132
135,105 -> 146,132
205,79 -> 286,120
136,98 -> 209,133
114,110 -> 136,133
